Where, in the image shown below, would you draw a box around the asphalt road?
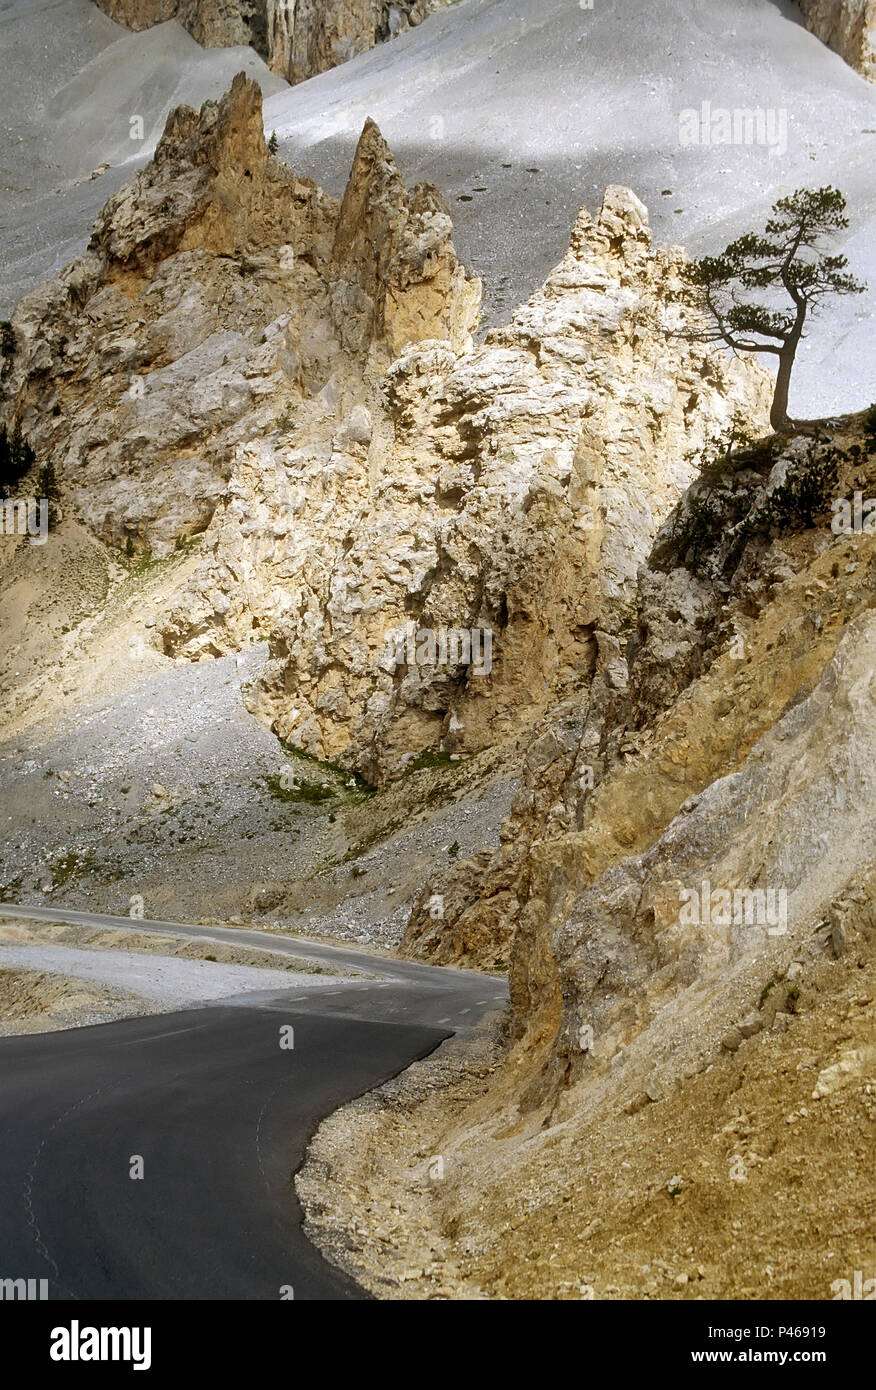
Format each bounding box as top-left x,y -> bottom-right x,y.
0,904 -> 507,1300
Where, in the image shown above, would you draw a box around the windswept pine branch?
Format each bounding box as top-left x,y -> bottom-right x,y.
677,186 -> 867,430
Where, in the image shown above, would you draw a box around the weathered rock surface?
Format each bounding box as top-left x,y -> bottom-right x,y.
1,75 -> 477,584
797,0 -> 875,80
267,0 -> 450,83
92,0 -> 452,82
540,605 -> 875,1090
295,415 -> 876,1301
95,0 -> 180,28
184,185 -> 768,781
403,416 -> 876,1075
2,21 -> 872,1304
0,74 -> 771,788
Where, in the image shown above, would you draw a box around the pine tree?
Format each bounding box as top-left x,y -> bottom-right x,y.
267,131 -> 279,155
37,459 -> 61,528
37,459 -> 60,501
0,321 -> 14,380
0,420 -> 35,497
681,187 -> 866,432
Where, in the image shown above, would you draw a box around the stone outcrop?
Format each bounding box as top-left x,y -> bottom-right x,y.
3,38 -> 872,1304
92,0 -> 451,82
295,413 -> 876,1300
266,1 -> 449,84
797,0 -> 875,81
403,416 -> 876,1072
540,601 -> 875,1094
1,75 -> 476,586
175,184 -> 767,781
0,75 -> 771,788
95,0 -> 180,28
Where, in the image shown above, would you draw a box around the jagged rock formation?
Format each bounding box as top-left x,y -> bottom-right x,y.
92,0 -> 451,82
95,0 -> 180,28
300,416 -> 875,1299
404,418 -> 876,1052
0,76 -> 771,786
266,1 -> 449,83
523,421 -> 875,1089
0,75 -> 477,604
2,35 -> 871,1304
164,190 -> 768,780
797,0 -> 875,80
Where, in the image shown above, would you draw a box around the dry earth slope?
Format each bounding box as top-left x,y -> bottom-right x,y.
298,416 -> 876,1297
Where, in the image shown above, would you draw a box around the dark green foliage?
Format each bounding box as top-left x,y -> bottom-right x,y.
0,420 -> 35,497
275,740 -> 375,796
36,459 -> 61,530
685,187 -> 865,337
667,432 -> 861,578
667,420 -> 770,570
758,978 -> 778,1010
264,773 -> 333,805
267,131 -> 279,155
36,459 -> 60,501
740,443 -> 840,535
687,415 -> 759,472
406,747 -> 454,773
682,187 -> 867,429
864,403 -> 876,454
670,490 -> 729,571
0,321 -> 14,378
784,984 -> 801,1014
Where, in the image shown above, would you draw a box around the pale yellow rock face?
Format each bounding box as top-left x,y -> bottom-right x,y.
1,75 -> 770,790
178,0 -> 267,50
354,420 -> 876,1306
267,0 -> 376,82
292,411 -> 876,1300
226,184 -> 768,782
797,0 -> 876,80
402,417 -> 876,1078
92,0 -> 451,80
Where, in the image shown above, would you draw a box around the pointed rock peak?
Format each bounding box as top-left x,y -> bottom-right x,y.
90,73 -> 277,269
568,185 -> 651,260
207,70 -> 268,171
220,71 -> 266,129
332,117 -> 408,276
328,118 -> 479,360
342,117 -> 405,204
597,185 -> 651,239
153,71 -> 267,175
346,116 -> 405,179
356,117 -> 394,160
568,204 -> 596,255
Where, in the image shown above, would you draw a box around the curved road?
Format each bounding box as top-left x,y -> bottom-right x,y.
0,904 -> 507,1300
